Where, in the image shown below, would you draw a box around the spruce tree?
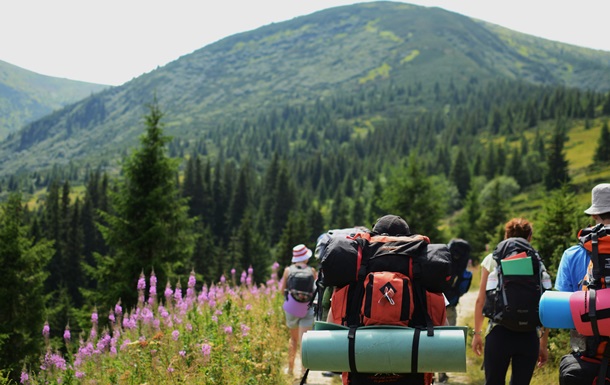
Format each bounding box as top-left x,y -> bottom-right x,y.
0,193 -> 54,382
544,119 -> 571,191
93,101 -> 195,310
449,148 -> 471,200
533,186 -> 584,276
380,154 -> 444,241
594,121 -> 610,163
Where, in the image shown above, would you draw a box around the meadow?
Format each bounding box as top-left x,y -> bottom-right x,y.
16,265 -> 291,385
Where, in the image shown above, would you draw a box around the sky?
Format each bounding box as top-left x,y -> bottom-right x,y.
2,0 -> 610,86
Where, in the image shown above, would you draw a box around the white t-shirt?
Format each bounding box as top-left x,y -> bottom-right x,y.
481,252 -> 497,273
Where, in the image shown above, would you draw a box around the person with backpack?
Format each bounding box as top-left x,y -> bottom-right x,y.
280,243 -> 317,379
472,218 -> 550,385
554,183 -> 610,384
325,214 -> 450,385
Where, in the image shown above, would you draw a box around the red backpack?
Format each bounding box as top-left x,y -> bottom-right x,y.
561,225 -> 610,385
323,233 -> 450,385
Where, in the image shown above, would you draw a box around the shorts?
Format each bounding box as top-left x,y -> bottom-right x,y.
285,307 -> 314,329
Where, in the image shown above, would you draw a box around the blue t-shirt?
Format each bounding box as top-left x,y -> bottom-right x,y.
555,244 -> 590,292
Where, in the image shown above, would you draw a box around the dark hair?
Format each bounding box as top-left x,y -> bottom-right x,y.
504,218 -> 532,240
599,212 -> 610,221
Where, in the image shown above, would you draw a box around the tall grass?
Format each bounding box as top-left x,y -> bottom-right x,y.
17,265 -> 292,385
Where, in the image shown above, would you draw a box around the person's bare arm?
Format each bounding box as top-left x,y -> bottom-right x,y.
471,266 -> 489,356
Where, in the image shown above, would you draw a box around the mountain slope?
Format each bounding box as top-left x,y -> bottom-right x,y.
1,1 -> 610,176
0,60 -> 109,139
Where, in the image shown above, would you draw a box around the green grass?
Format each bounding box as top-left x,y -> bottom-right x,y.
17,268 -> 293,385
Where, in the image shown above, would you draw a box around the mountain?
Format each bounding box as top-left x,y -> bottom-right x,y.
1,1 -> 610,176
0,60 -> 109,139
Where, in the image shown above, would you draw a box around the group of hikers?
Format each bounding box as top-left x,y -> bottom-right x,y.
279,182 -> 610,385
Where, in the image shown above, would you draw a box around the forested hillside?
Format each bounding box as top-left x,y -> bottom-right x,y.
0,60 -> 108,139
2,2 -> 610,176
2,1 -> 610,381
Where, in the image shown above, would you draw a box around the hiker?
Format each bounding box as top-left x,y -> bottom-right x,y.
555,183 -> 610,351
280,243 -> 317,378
437,238 -> 472,383
555,183 -> 610,384
326,214 -> 449,385
472,217 -> 549,385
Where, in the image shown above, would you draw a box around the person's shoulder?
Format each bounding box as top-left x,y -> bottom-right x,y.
562,244 -> 587,259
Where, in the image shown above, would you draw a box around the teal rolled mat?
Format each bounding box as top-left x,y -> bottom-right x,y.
302,322 -> 467,373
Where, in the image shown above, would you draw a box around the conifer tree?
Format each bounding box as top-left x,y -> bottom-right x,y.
380,154 -> 443,241
603,92 -> 610,116
477,181 -> 508,247
93,101 -> 196,310
0,193 -> 54,382
594,121 -> 610,163
270,163 -> 297,244
455,184 -> 485,258
533,186 -> 584,276
449,148 -> 471,200
236,210 -> 271,284
544,119 -> 571,191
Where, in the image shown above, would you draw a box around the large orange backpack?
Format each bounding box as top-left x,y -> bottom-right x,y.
323,233 -> 450,385
574,225 -> 610,385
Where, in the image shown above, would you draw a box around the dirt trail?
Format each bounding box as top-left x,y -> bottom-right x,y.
443,289 -> 478,384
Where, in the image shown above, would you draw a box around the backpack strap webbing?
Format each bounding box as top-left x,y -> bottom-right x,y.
589,289 -> 601,337
299,369 -> 309,385
597,339 -> 610,385
414,284 -> 435,336
411,328 -> 421,373
348,327 -> 358,373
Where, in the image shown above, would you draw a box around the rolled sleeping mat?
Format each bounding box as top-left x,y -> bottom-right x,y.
570,288 -> 610,336
539,291 -> 575,329
301,322 -> 467,373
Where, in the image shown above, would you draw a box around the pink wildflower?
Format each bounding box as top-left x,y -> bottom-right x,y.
137,273 -> 146,291
114,302 -> 122,316
201,343 -> 212,357
42,322 -> 50,338
91,310 -> 98,325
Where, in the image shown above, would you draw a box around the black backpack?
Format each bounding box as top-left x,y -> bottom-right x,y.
444,239 -> 472,307
287,264 -> 315,303
483,237 -> 544,332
